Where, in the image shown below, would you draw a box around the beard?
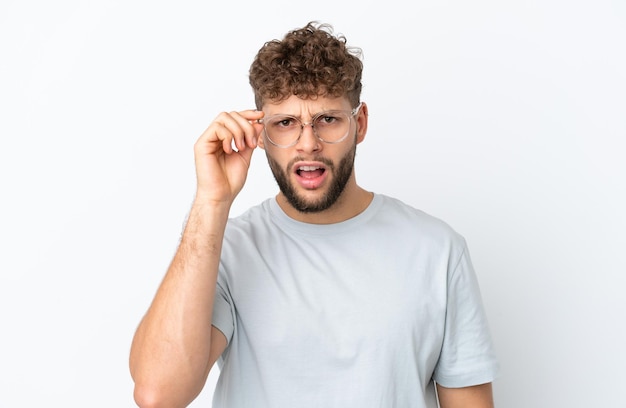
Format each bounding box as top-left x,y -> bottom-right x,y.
265,142 -> 357,214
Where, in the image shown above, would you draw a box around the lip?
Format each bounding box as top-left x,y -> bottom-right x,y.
292,161 -> 328,190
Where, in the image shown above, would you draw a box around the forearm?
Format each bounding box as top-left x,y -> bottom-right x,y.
129,199 -> 230,407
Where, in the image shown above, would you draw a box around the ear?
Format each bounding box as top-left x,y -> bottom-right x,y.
355,102 -> 368,144
257,128 -> 266,150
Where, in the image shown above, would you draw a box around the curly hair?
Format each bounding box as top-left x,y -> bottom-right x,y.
249,21 -> 363,109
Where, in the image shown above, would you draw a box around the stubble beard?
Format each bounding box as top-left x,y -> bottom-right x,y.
266,143 -> 357,214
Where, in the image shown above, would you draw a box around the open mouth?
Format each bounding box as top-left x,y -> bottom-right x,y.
296,165 -> 326,179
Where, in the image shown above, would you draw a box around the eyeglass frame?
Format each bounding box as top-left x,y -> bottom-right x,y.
257,102 -> 363,148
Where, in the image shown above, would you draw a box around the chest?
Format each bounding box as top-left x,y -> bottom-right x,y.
226,237 -> 449,359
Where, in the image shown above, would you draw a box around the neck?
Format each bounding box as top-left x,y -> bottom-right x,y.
276,182 -> 373,225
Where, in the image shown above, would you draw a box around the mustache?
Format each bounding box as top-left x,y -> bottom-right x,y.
286,156 -> 335,171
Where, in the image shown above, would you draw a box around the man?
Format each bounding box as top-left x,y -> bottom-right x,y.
129,21 -> 499,408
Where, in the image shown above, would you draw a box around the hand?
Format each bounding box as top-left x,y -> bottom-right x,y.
193,109 -> 264,205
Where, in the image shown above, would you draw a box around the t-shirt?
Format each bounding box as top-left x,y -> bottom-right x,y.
211,194 -> 499,407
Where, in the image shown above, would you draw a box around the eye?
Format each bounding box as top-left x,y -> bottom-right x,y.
268,116 -> 298,130
320,115 -> 338,124
314,112 -> 345,127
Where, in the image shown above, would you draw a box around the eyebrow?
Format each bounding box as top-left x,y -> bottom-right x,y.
264,108 -> 348,119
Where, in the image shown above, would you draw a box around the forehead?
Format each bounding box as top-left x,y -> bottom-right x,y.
263,95 -> 351,116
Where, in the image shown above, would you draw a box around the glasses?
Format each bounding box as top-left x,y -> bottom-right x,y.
258,103 -> 362,148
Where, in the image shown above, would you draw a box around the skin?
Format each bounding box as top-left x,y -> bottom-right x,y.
129,95 -> 494,408
437,383 -> 495,408
129,106 -> 262,408
258,95 -> 372,224
265,142 -> 357,214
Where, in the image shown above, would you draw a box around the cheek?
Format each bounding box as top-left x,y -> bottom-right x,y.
264,147 -> 289,169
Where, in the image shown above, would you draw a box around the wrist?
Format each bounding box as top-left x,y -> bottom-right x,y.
192,191 -> 233,213
181,196 -> 231,236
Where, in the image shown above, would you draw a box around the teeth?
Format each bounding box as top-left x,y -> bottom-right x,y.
298,165 -> 321,171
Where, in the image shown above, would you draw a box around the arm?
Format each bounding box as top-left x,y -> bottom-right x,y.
436,382 -> 494,408
129,109 -> 264,408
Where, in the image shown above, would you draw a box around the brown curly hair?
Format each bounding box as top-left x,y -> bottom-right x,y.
249,21 -> 363,109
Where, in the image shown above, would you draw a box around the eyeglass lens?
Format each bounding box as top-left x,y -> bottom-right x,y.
264,111 -> 352,147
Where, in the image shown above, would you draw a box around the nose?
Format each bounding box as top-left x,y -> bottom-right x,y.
295,122 -> 321,153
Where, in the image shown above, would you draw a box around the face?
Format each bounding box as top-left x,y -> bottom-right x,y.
266,137 -> 357,213
259,96 -> 366,214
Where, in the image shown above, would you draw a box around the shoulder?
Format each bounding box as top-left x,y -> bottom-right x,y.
375,194 -> 465,245
222,199 -> 274,242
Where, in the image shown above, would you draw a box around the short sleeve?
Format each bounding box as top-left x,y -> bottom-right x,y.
212,278 -> 235,343
433,243 -> 500,387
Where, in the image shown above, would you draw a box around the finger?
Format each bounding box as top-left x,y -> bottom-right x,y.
238,109 -> 265,122
228,110 -> 264,150
249,120 -> 264,148
197,110 -> 264,156
236,143 -> 255,169
195,122 -> 227,157
207,112 -> 248,154
213,112 -> 252,152
212,113 -> 244,152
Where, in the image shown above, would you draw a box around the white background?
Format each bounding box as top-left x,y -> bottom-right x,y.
1,0 -> 625,407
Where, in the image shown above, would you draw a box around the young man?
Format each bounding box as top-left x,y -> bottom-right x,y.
130,22 -> 499,408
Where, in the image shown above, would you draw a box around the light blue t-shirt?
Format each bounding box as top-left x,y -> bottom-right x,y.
211,194 -> 499,407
